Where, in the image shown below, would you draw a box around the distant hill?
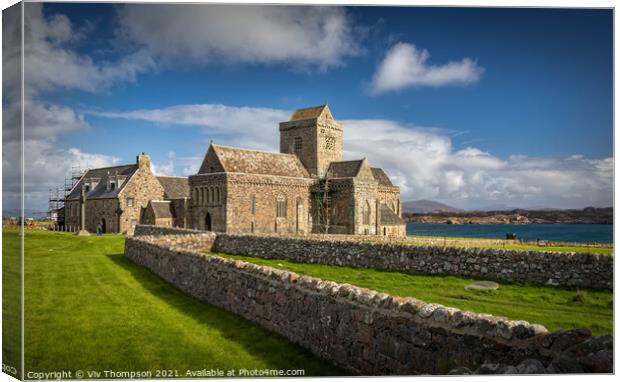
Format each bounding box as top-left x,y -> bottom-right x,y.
402,199 -> 464,214
3,209 -> 48,219
472,203 -> 519,212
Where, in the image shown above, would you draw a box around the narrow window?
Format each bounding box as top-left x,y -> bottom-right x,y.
362,202 -> 371,225
201,188 -> 206,204
126,198 -> 134,207
294,137 -> 303,154
250,195 -> 256,215
276,195 -> 287,218
215,187 -> 220,203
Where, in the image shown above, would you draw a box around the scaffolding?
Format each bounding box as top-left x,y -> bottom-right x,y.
47,166 -> 86,225
312,177 -> 331,233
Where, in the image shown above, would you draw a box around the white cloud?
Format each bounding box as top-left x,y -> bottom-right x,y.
2,4 -> 129,215
2,139 -> 119,215
343,119 -> 611,208
151,151 -> 177,176
2,100 -> 91,143
118,4 -> 362,70
91,104 -> 291,151
93,103 -> 612,209
368,42 -> 484,94
7,3 -> 155,98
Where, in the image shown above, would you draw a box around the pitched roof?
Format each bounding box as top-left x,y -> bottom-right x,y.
66,164 -> 138,200
212,144 -> 309,178
157,176 -> 190,199
149,201 -> 173,219
290,104 -> 330,121
379,203 -> 405,225
326,160 -> 364,178
371,167 -> 394,187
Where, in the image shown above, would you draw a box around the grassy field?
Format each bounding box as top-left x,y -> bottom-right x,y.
467,243 -> 613,254
2,227 -> 22,378
210,252 -> 613,335
10,229 -> 343,376
6,228 -> 613,378
402,236 -> 613,255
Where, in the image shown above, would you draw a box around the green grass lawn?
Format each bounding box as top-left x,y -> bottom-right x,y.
402,236 -> 613,255
210,252 -> 613,336
469,243 -> 613,254
2,227 -> 22,378
13,229 -> 343,376
354,235 -> 613,255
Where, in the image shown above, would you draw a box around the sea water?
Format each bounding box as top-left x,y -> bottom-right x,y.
407,223 -> 613,244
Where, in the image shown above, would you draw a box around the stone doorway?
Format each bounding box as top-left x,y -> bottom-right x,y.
205,213 -> 212,231
101,218 -> 106,234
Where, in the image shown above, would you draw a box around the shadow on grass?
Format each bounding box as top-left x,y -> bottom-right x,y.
105,253 -> 347,376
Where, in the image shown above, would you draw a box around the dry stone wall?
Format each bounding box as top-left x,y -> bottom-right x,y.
134,225 -> 209,237
212,234 -> 613,290
125,234 -> 612,375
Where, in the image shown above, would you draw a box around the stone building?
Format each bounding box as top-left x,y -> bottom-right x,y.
189,105 -> 406,236
142,200 -> 174,227
64,105 -> 405,237
65,154 -> 167,235
156,176 -> 190,228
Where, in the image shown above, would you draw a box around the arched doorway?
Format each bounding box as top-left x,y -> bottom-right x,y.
205,213 -> 212,231
101,218 -> 106,234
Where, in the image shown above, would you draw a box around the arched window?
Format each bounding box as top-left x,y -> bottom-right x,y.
215,187 -> 220,203
201,188 -> 205,204
276,195 -> 287,218
362,201 -> 371,225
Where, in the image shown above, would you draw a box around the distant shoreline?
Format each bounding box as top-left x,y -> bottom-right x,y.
403,207 -> 612,225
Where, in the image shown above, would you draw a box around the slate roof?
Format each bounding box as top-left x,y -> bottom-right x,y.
371,168 -> 394,187
149,201 -> 173,219
326,160 -> 364,178
212,144 -> 309,178
290,104 -> 328,121
379,203 -> 405,225
66,164 -> 138,200
157,176 -> 190,199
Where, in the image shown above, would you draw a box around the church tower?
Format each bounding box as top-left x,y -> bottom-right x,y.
279,105 -> 343,177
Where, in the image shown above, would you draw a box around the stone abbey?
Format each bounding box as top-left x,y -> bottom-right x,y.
64,105 -> 405,236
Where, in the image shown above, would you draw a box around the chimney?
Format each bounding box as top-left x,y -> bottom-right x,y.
137,152 -> 151,171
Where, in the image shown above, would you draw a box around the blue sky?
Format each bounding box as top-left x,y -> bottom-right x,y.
2,2 -> 613,212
